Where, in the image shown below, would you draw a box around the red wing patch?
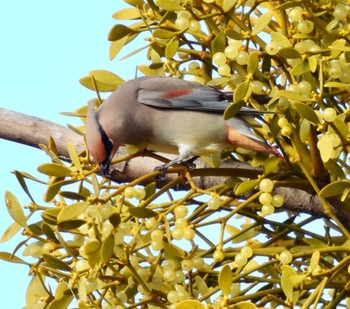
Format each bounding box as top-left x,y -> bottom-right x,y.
162,89 -> 192,98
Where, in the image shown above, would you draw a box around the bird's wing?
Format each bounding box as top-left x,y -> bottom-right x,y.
137,76 -> 230,111
136,76 -> 271,114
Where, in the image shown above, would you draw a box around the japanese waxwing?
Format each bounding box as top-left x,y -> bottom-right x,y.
85,76 -> 281,175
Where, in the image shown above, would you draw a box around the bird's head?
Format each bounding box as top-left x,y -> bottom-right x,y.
85,100 -> 115,176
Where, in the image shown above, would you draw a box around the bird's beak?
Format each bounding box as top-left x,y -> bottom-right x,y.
100,159 -> 111,177
96,122 -> 114,177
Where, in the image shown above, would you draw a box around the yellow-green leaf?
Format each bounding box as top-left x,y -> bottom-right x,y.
37,163 -> 72,178
234,80 -> 250,103
207,77 -> 230,87
232,227 -> 260,243
58,220 -> 86,231
41,207 -> 61,225
0,251 -> 30,265
128,206 -> 158,218
225,224 -> 240,235
303,237 -> 327,248
324,81 -> 350,88
279,47 -> 301,59
1,221 -> 21,243
308,55 -> 317,72
59,191 -> 87,200
80,70 -> 124,92
317,134 -> 333,162
263,156 -> 280,175
84,240 -> 101,255
195,276 -> 209,297
329,40 -> 350,52
84,69 -> 122,90
14,170 -> 35,202
232,302 -> 257,309
155,0 -> 184,11
108,24 -> 136,41
112,8 -> 141,20
271,32 -> 292,48
162,241 -> 185,258
291,102 -> 319,124
138,64 -> 164,76
26,275 -> 50,306
333,117 -> 348,140
290,274 -> 306,286
174,299 -> 205,309
281,265 -> 296,300
109,36 -> 130,60
42,254 -> 72,272
278,90 -> 314,102
223,101 -> 244,120
48,293 -> 73,309
319,181 -> 350,198
165,37 -> 179,59
153,29 -> 179,39
67,141 -> 82,173
299,118 -> 311,143
251,11 -> 273,36
4,191 -> 29,229
234,179 -> 259,195
309,251 -> 320,273
212,31 -> 226,54
44,179 -> 78,202
41,223 -> 59,243
223,0 -> 237,12
225,28 -> 243,40
101,233 -> 115,264
291,61 -> 310,76
219,264 -> 233,297
57,202 -> 90,223
248,52 -> 259,74
144,182 -> 157,199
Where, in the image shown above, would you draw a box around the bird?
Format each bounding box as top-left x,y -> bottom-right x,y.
85,76 -> 281,176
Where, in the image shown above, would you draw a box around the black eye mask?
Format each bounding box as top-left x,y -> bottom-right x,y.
96,115 -> 114,176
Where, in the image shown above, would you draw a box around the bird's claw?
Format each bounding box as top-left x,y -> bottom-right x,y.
154,165 -> 167,182
154,156 -> 198,182
182,160 -> 196,171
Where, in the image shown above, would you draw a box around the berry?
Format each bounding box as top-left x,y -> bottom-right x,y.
189,20 -> 201,32
208,197 -> 220,210
279,250 -> 293,264
241,246 -> 253,258
259,179 -> 274,192
213,52 -> 227,66
174,205 -> 188,218
235,253 -> 248,266
213,249 -> 224,262
266,41 -> 279,55
236,50 -> 249,65
175,17 -> 190,30
323,108 -> 337,122
262,204 -> 275,215
272,194 -> 284,207
218,64 -> 231,76
224,45 -> 238,60
259,192 -> 273,205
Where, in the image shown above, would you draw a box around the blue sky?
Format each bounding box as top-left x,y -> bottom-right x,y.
0,1 -> 138,306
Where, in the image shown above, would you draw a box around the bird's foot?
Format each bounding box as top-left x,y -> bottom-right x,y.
154,156 -> 198,182
182,156 -> 198,171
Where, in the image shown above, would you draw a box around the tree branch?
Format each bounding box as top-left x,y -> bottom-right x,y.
0,107 -> 348,222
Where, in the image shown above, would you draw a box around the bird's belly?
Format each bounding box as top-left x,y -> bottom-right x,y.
146,111 -> 230,156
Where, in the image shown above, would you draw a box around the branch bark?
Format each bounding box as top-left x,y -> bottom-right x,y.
0,107 -> 348,222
